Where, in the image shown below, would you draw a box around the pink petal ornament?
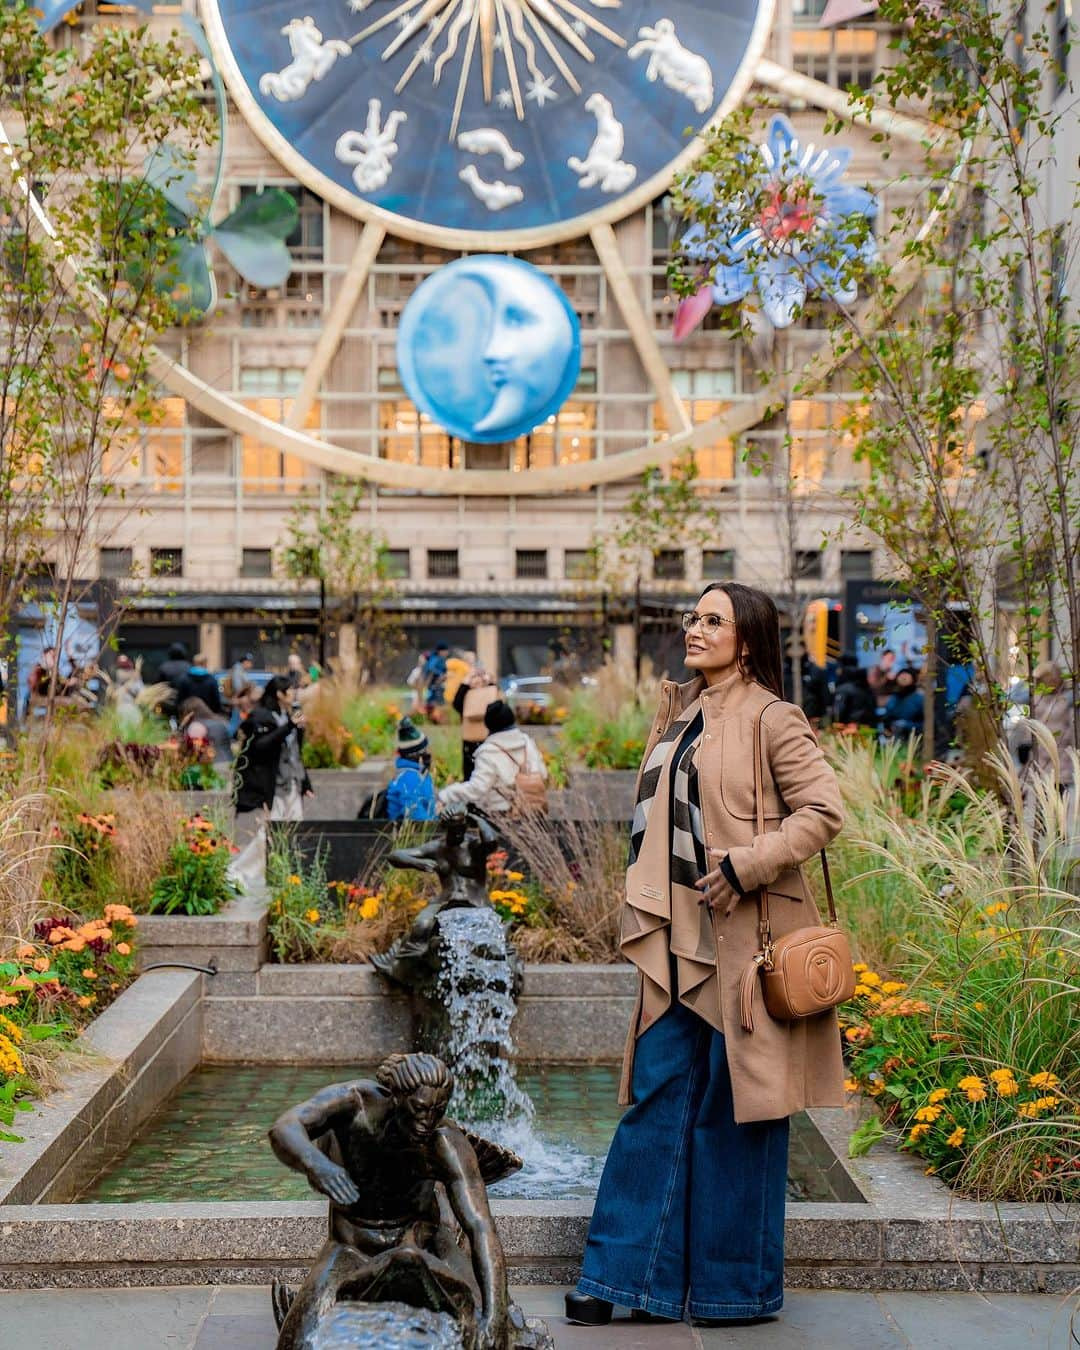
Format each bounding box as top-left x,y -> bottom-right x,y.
672,285 -> 715,341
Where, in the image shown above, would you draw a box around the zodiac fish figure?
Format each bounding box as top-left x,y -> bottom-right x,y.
567,93 -> 637,194
456,128 -> 525,172
335,98 -> 408,194
459,165 -> 524,211
628,18 -> 714,113
259,16 -> 350,103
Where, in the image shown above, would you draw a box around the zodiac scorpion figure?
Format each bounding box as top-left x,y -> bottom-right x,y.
259,16 -> 350,103
628,19 -> 714,113
567,93 -> 637,194
335,98 -> 408,193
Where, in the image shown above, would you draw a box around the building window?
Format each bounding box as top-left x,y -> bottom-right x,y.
383,549 -> 411,578
515,549 -> 548,580
238,367 -> 314,491
238,185 -> 324,327
151,547 -> 183,578
427,549 -> 459,579
240,548 -> 274,578
657,370 -> 737,479
841,549 -> 874,580
792,25 -> 878,90
564,549 -> 596,580
654,549 -> 686,581
794,549 -> 824,581
702,548 -> 736,580
99,547 -> 132,579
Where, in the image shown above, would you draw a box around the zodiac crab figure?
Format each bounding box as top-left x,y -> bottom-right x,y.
259,16 -> 350,103
628,19 -> 713,114
269,1052 -> 552,1350
335,98 -> 408,194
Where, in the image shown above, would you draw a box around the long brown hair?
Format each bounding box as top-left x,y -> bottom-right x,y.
700,582 -> 784,699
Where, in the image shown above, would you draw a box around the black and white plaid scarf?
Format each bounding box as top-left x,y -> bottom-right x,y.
630,706 -> 705,873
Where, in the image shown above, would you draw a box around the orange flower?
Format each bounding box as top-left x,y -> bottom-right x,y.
104,904 -> 134,923
82,968 -> 98,980
0,994 -> 18,1008
8,975 -> 33,991
115,942 -> 131,956
32,957 -> 50,973
77,995 -> 95,1009
47,926 -> 77,945
59,936 -> 87,953
15,944 -> 35,960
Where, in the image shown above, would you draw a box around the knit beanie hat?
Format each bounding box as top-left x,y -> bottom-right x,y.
483,699 -> 516,735
397,717 -> 429,756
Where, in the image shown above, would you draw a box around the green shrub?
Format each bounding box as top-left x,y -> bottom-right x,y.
147,815 -> 239,916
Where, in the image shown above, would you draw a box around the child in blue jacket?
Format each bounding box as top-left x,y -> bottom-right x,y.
386,718 -> 437,821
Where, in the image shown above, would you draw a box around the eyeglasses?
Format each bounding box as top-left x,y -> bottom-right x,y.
681,611 -> 736,636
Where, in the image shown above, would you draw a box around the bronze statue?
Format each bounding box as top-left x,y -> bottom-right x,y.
370,809 -> 504,987
269,1053 -> 550,1350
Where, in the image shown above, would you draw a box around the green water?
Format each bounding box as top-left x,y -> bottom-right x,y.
80,1063 -> 848,1203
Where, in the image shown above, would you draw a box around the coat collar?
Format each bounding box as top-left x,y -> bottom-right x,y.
661,669 -> 762,720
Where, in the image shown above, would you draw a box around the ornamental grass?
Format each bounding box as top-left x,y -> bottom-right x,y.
834,740 -> 1078,1202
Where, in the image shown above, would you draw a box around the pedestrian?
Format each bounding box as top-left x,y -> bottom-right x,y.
1018,661 -> 1076,809
112,655 -> 145,734
438,699 -> 547,817
175,653 -> 224,716
286,652 -> 310,693
178,696 -> 233,764
882,668 -> 924,739
423,643 -> 450,719
230,676 -> 314,887
832,656 -> 877,729
158,642 -> 190,701
385,718 -> 438,821
867,647 -> 897,704
453,667 -> 499,779
565,581 -> 845,1328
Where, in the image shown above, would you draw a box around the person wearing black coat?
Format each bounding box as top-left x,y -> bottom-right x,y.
175,654 -> 224,716
233,677 -> 312,815
833,659 -> 878,729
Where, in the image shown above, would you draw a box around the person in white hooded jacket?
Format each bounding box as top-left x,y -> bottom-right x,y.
438,699 -> 547,816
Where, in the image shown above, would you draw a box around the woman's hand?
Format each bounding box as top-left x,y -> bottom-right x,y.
696,848 -> 742,918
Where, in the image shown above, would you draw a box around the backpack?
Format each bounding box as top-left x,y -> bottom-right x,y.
492,742 -> 549,817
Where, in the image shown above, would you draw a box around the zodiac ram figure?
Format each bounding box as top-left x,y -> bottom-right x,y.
629,19 -> 713,114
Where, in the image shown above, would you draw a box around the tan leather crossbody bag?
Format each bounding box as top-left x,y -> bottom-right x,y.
737,703 -> 855,1032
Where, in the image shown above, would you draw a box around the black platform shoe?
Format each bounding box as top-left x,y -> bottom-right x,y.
564,1292 -> 613,1325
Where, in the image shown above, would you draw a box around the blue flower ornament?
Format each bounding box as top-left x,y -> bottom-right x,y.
674,115 -> 878,338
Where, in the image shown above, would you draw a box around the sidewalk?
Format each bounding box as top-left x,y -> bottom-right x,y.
0,1285 -> 1075,1349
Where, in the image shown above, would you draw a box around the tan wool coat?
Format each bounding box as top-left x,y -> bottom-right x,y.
619,672 -> 847,1124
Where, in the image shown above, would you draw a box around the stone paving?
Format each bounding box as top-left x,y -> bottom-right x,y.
0,1284 -> 1075,1349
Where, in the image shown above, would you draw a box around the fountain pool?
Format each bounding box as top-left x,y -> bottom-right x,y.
79,1062 -> 855,1204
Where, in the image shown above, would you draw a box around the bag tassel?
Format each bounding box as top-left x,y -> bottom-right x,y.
740,954 -> 766,1033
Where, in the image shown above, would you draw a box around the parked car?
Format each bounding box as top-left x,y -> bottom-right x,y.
499,675 -> 554,711
213,669 -> 275,693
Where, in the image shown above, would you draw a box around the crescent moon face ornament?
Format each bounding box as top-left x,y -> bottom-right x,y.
203,0 -> 773,244
396,255 -> 582,443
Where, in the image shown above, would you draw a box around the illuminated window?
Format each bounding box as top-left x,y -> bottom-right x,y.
654,371 -> 736,479
239,368 -> 316,491
792,25 -> 878,89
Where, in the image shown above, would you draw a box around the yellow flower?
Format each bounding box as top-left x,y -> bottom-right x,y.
974,1001 -> 986,1011
946,1126 -> 966,1147
288,874 -> 302,886
881,981 -> 907,995
914,1105 -> 943,1123
853,984 -> 872,998
306,909 -> 320,924
908,1123 -> 931,1143
0,1015 -> 23,1044
1028,1072 -> 1059,1089
983,901 -> 1009,917
958,1075 -> 987,1102
989,1067 -> 1015,1083
852,962 -> 868,974
860,971 -> 881,987
928,1088 -> 950,1104
505,871 -> 524,882
843,1077 -> 859,1093
359,898 -> 380,921
0,1032 -> 24,1077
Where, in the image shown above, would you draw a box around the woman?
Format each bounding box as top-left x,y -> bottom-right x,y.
438,699 -> 546,817
453,667 -> 499,779
178,696 -> 232,765
566,582 -> 845,1328
230,676 -> 313,887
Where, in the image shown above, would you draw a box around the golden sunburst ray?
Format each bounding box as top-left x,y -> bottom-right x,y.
352,0 -> 625,119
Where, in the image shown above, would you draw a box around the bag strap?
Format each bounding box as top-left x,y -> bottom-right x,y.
750,702 -> 838,958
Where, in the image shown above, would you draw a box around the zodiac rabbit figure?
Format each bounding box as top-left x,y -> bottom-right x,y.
259,16 -> 350,103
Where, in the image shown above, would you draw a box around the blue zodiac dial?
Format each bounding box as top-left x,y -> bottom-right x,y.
204,0 -> 772,242
397,255 -> 581,442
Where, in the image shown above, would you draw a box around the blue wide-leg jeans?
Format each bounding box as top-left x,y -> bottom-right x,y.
577,996 -> 789,1321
